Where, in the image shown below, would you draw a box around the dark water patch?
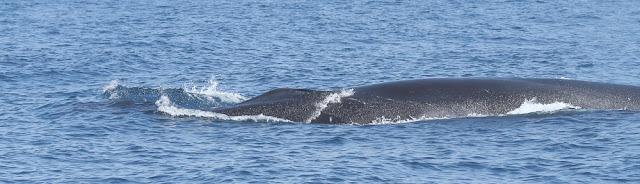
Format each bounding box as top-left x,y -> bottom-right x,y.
401,160 -> 440,171
98,177 -> 137,184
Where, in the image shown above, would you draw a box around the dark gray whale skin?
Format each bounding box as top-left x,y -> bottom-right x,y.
213,78 -> 640,124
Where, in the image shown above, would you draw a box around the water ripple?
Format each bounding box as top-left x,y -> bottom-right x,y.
2,0 -> 640,183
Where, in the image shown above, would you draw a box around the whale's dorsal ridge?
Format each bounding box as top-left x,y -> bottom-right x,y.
214,79 -> 640,124
214,87 -> 333,122
263,88 -> 317,95
235,87 -> 332,108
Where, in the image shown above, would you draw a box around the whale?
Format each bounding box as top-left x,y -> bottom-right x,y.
212,78 -> 640,124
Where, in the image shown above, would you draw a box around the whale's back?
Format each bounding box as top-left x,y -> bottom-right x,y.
214,88 -> 331,122
215,79 -> 640,124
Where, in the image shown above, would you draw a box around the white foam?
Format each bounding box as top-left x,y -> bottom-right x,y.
184,79 -> 248,103
103,80 -> 121,100
103,80 -> 119,92
466,113 -> 490,118
304,89 -> 354,123
559,77 -> 571,80
368,115 -> 450,125
155,96 -> 291,122
507,98 -> 580,115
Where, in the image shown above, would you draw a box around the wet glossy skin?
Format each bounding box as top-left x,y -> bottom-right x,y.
215,78 -> 640,124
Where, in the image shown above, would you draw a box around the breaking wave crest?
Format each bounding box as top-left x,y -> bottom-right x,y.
183,79 -> 247,103
155,96 -> 291,122
103,79 -> 246,110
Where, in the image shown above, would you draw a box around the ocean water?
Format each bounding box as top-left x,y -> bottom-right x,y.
2,0 -> 640,183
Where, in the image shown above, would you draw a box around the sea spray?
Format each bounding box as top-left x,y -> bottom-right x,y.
184,79 -> 247,104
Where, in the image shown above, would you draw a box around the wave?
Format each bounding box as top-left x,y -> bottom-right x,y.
103,80 -> 120,92
103,79 -> 246,110
155,95 -> 291,122
103,79 -> 290,122
183,79 -> 247,103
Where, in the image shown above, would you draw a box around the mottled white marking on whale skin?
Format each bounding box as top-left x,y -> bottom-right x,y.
305,89 -> 354,123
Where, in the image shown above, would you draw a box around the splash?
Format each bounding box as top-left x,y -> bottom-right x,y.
507,98 -> 580,115
305,89 -> 354,123
103,79 -> 247,107
184,79 -> 247,104
103,80 -> 120,99
103,80 -> 119,92
155,95 -> 291,122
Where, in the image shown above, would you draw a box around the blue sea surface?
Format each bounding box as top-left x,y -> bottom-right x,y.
2,0 -> 640,183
